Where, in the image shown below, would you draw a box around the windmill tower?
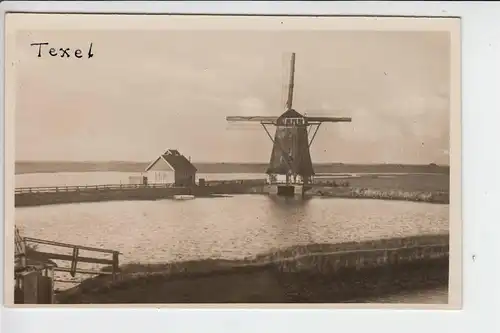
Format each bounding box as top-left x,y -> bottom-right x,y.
226,53 -> 352,197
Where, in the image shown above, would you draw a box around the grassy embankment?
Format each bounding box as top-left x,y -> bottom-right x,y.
307,179 -> 449,204
54,234 -> 449,304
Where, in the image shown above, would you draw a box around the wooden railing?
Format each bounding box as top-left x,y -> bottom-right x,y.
203,179 -> 267,186
15,183 -> 176,194
15,179 -> 268,195
23,237 -> 120,281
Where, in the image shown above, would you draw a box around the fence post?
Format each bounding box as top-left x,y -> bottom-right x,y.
70,247 -> 79,277
112,252 -> 119,282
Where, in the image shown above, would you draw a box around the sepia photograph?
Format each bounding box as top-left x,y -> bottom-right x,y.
5,14 -> 461,306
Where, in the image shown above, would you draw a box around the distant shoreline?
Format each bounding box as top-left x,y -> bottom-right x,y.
15,161 -> 450,175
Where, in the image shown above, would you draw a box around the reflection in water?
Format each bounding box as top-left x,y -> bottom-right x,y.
266,196 -> 315,245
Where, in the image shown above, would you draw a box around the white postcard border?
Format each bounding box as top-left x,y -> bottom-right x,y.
1,2 -> 497,333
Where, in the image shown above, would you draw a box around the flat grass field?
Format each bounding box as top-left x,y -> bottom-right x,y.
319,173 -> 450,193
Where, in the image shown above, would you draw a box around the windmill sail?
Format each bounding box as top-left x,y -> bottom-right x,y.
285,52 -> 295,110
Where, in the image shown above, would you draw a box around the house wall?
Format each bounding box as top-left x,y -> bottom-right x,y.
148,171 -> 175,184
146,158 -> 175,184
174,170 -> 196,186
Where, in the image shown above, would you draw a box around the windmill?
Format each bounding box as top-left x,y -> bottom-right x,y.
226,53 -> 352,197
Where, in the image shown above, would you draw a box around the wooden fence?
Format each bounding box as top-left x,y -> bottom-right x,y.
15,183 -> 176,194
23,237 -> 121,282
15,179 -> 268,195
15,231 -> 121,303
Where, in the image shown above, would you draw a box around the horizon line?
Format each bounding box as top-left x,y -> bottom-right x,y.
15,160 -> 450,167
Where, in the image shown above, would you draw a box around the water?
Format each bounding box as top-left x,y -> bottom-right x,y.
16,195 -> 448,264
15,171 -> 266,188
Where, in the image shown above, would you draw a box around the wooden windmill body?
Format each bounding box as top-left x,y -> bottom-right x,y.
227,53 -> 352,197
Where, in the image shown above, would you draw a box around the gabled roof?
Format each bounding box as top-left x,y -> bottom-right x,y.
145,149 -> 197,173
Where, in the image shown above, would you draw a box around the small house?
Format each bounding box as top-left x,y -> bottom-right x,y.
145,149 -> 197,186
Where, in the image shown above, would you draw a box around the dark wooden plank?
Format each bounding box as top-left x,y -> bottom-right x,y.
32,251 -> 114,265
112,252 -> 119,281
53,267 -> 114,275
70,248 -> 79,277
53,279 -> 80,284
24,237 -> 117,254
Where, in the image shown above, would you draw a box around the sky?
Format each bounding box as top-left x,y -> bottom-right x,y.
14,29 -> 451,164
